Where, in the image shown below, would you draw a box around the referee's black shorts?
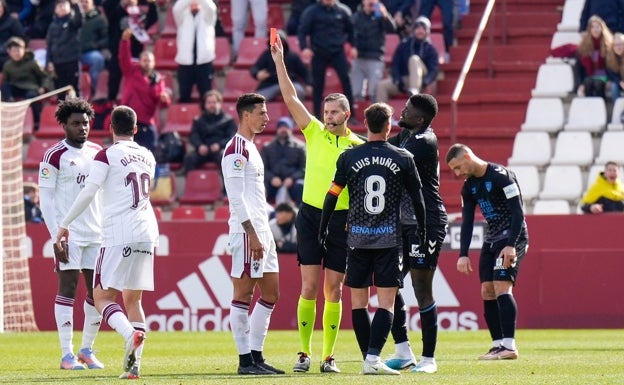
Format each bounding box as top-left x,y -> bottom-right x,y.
295,203 -> 348,273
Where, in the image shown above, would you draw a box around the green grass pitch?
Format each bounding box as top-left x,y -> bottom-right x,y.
0,329 -> 623,384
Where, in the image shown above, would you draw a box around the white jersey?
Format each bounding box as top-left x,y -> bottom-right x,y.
87,140 -> 159,246
39,139 -> 102,242
222,133 -> 270,234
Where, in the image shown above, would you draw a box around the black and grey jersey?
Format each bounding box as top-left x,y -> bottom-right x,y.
334,141 -> 422,249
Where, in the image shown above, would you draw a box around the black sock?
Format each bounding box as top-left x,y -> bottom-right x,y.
251,350 -> 263,364
496,294 -> 517,339
484,299 -> 503,341
239,352 -> 253,367
420,302 -> 438,357
352,308 -> 371,359
368,308 -> 394,357
390,292 -> 409,344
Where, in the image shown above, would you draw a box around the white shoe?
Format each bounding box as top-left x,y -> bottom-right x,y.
362,360 -> 401,375
411,358 -> 437,373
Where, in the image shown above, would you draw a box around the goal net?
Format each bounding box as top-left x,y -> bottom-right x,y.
1,86 -> 73,332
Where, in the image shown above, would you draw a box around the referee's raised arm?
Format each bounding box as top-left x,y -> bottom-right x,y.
270,34 -> 312,131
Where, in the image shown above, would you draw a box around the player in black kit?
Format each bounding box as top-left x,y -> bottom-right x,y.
319,102 -> 426,375
383,94 -> 448,373
446,143 -> 528,361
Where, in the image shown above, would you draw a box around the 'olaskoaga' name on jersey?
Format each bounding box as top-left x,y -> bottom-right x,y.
351,156 -> 400,174
120,153 -> 154,168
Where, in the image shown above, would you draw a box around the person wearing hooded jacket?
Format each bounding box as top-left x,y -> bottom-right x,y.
375,15 -> 439,102
580,161 -> 624,214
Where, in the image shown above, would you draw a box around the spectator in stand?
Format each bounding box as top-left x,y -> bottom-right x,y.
45,0 -> 83,100
269,202 -> 298,253
24,182 -> 43,223
118,27 -> 170,153
580,161 -> 624,214
6,0 -> 35,29
298,0 -> 356,120
376,16 -> 439,102
79,0 -> 108,100
173,0 -> 217,103
261,116 -> 306,206
103,0 -> 158,102
183,89 -> 237,174
251,29 -> 312,101
606,32 -> 624,100
1,36 -> 46,130
285,0 -> 314,36
580,0 -> 624,35
230,0 -> 267,58
28,0 -> 56,38
576,15 -> 613,99
0,0 -> 24,68
351,0 -> 396,103
413,0 -> 454,61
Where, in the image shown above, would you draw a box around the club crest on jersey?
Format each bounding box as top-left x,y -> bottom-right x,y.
485,181 -> 492,192
232,158 -> 243,171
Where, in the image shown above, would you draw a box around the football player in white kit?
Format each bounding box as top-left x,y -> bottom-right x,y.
57,105 -> 159,380
222,93 -> 283,375
39,98 -> 104,370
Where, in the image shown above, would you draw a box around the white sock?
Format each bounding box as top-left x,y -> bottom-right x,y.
365,354 -> 380,364
55,296 -> 74,356
131,322 -> 146,367
420,355 -> 435,363
502,338 -> 516,350
101,303 -> 134,342
80,298 -> 102,350
230,301 -> 250,355
493,339 -> 502,348
249,299 -> 274,352
394,341 -> 413,358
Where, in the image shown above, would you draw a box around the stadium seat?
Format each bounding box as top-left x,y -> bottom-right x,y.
520,97 -> 564,133
556,0 -> 584,32
222,69 -> 258,101
35,104 -> 64,139
23,139 -> 58,169
80,71 -> 92,100
594,131 -> 624,165
384,33 -> 400,66
438,178 -> 464,213
430,32 -> 447,64
531,63 -> 575,98
585,163 -> 605,188
546,31 -> 581,63
563,97 -> 607,133
150,173 -> 177,206
507,131 -> 552,168
539,165 -> 583,202
153,38 -> 178,70
233,37 -> 268,69
213,205 -> 229,220
508,165 -> 540,204
162,103 -> 201,136
324,67 -> 343,95
549,131 -> 594,167
532,199 -> 571,215
153,206 -> 163,220
172,205 -> 207,220
23,170 -> 38,184
607,97 -> 624,131
285,35 -> 310,66
179,169 -> 223,205
28,38 -> 46,51
214,37 -> 232,71
160,6 -> 177,37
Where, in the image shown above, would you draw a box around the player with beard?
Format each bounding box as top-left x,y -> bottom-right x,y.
271,33 -> 365,373
380,94 -> 448,374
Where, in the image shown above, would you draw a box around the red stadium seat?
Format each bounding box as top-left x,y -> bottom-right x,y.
161,6 -> 177,37
384,33 -> 400,66
218,3 -> 253,36
153,206 -> 163,220
23,139 -> 58,169
23,170 -> 38,184
35,104 -> 64,139
28,38 -> 46,51
285,35 -> 309,66
430,32 -> 447,64
163,103 -> 201,136
222,69 -> 258,101
180,169 -> 223,205
172,205 -> 207,220
153,38 -> 178,70
213,205 -> 229,220
233,37 -> 268,69
214,36 -> 232,71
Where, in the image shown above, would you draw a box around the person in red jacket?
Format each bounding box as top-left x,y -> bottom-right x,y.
119,28 -> 170,153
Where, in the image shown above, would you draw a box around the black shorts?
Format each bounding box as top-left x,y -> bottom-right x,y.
296,203 -> 348,273
401,224 -> 447,271
345,246 -> 403,288
478,236 -> 528,284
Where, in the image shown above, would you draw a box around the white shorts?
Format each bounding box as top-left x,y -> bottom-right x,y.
94,242 -> 155,291
229,231 -> 279,278
56,241 -> 100,272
